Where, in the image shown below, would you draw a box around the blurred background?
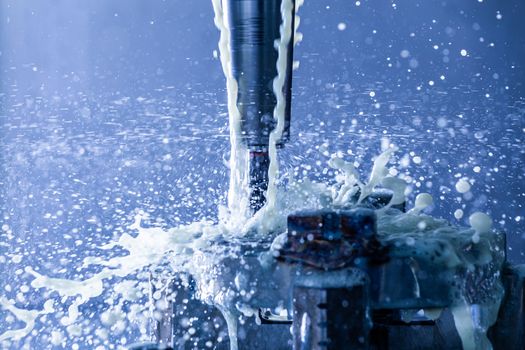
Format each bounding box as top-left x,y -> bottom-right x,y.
0,0 -> 523,348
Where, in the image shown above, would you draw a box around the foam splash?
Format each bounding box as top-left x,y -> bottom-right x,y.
264,0 -> 295,212
0,298 -> 54,342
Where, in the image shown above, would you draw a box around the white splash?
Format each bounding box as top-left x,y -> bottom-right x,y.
358,147 -> 396,203
381,176 -> 408,208
328,155 -> 362,206
408,193 -> 434,214
265,0 -> 295,212
211,0 -> 251,232
293,0 -> 305,70
469,211 -> 492,244
0,298 -> 54,342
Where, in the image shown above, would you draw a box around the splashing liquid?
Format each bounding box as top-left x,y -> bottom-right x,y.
0,150 -> 504,350
211,0 -> 251,232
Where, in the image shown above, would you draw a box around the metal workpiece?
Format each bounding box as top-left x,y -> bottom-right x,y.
369,230 -> 506,310
283,210 -> 376,349
165,245 -> 295,349
370,308 -> 463,350
488,264 -> 525,350
227,0 -> 294,149
367,256 -> 455,310
152,274 -> 231,349
170,276 -> 230,349
293,273 -> 371,350
279,208 -> 385,269
367,230 -> 508,349
136,204 -> 517,350
191,240 -> 295,311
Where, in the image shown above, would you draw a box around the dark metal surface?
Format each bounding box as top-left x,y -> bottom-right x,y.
293,281 -> 370,350
227,0 -> 294,150
167,273 -> 293,350
358,189 -> 406,212
367,256 -> 454,310
279,208 -> 383,269
170,275 -> 230,349
370,308 -> 462,350
488,264 -> 525,350
259,308 -> 293,324
285,209 -> 374,349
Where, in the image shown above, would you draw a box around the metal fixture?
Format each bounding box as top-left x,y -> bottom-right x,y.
127,194 -> 524,349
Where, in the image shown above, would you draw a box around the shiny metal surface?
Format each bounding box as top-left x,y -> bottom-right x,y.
227,0 -> 294,149
293,280 -> 370,350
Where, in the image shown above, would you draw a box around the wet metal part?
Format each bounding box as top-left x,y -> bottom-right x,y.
282,208 -> 375,350
488,264 -> 525,350
226,0 -> 295,211
227,0 -> 294,150
294,286 -> 369,349
128,196 -> 523,349
279,208 -> 385,269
